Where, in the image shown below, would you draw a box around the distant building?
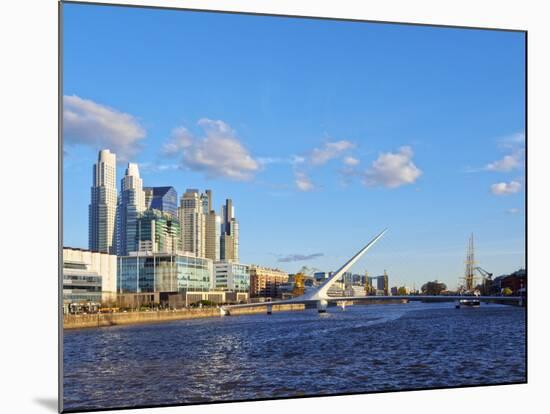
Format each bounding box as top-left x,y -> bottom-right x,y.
214,261 -> 250,292
178,189 -> 206,257
220,199 -> 239,262
367,271 -> 389,296
202,190 -> 221,261
136,209 -> 181,254
116,163 -> 146,255
63,247 -> 117,305
492,269 -> 526,295
314,271 -> 331,284
249,265 -> 289,298
118,251 -> 213,293
143,186 -> 178,217
89,149 -> 117,254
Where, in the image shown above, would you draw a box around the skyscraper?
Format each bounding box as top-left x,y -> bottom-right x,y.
220,198 -> 239,262
89,149 -> 117,254
143,186 -> 178,217
116,163 -> 146,255
178,189 -> 206,257
201,189 -> 221,261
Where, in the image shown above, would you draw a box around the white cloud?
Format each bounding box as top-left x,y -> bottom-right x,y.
363,146 -> 422,188
507,208 -> 520,214
491,181 -> 521,195
63,95 -> 146,162
498,132 -> 525,149
294,171 -> 315,192
161,127 -> 193,156
162,118 -> 259,181
309,140 -> 355,166
343,156 -> 360,166
485,149 -> 524,172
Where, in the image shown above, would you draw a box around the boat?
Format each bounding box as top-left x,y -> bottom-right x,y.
455,298 -> 481,309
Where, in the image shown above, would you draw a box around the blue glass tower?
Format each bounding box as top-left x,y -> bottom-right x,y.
144,187 -> 178,218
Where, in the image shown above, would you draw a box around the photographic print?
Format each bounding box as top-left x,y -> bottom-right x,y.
60,2 -> 526,412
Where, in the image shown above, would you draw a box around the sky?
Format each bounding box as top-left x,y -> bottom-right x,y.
62,3 -> 526,290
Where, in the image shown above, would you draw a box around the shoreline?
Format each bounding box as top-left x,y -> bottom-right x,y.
63,303 -> 306,330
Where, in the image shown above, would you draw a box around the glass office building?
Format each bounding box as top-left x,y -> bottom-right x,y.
144,186 -> 178,218
214,262 -> 250,292
118,252 -> 213,293
137,209 -> 182,253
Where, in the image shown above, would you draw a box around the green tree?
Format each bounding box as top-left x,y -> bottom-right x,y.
397,286 -> 408,295
502,287 -> 513,296
421,280 -> 447,295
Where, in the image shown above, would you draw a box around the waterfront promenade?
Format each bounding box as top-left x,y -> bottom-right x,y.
63,304 -> 306,329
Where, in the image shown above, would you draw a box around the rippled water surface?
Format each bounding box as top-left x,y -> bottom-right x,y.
63,302 -> 526,411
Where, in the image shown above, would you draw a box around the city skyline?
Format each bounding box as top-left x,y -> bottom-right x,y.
63,3 -> 525,290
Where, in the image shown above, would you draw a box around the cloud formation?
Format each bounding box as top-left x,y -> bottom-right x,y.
309,140 -> 355,166
507,208 -> 520,214
294,171 -> 315,192
498,132 -> 525,149
491,181 -> 521,195
485,151 -> 523,172
63,95 -> 146,162
162,119 -> 260,181
363,146 -> 422,188
278,252 -> 324,262
343,156 -> 360,166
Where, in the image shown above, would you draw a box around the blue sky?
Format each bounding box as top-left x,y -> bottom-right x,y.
62,3 -> 526,290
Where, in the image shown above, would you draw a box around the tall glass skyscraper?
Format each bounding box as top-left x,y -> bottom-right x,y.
220,198 -> 239,262
116,163 -> 146,256
89,149 -> 117,254
143,186 -> 178,217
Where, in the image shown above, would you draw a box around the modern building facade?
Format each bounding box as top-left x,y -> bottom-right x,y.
178,189 -> 206,257
214,261 -> 250,292
144,186 -> 178,217
249,265 -> 289,298
220,198 -> 239,262
89,149 -> 117,254
136,209 -> 181,254
116,163 -> 146,256
63,247 -> 117,304
118,251 -> 214,294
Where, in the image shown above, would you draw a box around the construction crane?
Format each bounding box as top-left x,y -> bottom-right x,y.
292,273 -> 305,296
475,266 -> 493,280
475,266 -> 493,295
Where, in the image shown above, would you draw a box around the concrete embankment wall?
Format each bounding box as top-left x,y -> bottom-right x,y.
63,304 -> 306,330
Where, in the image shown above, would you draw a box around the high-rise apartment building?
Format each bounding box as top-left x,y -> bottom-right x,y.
116,163 -> 146,255
89,149 -> 117,254
143,186 -> 178,217
199,189 -> 221,261
220,199 -> 239,262
178,189 -> 206,257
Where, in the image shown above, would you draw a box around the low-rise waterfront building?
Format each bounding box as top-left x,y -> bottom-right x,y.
118,251 -> 214,294
214,261 -> 250,292
249,265 -> 289,298
63,247 -> 117,306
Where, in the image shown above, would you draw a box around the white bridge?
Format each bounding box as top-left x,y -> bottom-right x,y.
220,229 -> 524,316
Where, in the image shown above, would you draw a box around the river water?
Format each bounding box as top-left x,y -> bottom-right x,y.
63,302 -> 526,411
